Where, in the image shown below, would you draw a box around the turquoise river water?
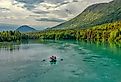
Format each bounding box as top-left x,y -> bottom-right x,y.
0,40 -> 121,82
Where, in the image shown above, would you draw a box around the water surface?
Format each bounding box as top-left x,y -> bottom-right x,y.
0,40 -> 121,82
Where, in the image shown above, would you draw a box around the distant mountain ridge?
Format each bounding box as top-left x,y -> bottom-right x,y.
0,24 -> 18,31
51,0 -> 121,29
16,25 -> 36,32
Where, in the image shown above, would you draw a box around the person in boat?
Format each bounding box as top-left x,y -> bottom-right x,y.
50,56 -> 57,62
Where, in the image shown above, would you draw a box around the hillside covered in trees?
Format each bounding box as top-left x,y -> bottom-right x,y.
0,0 -> 121,43
0,21 -> 121,43
51,0 -> 121,30
27,21 -> 121,42
0,31 -> 28,42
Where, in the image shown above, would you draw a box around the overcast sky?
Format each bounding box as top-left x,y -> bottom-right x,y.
0,0 -> 113,28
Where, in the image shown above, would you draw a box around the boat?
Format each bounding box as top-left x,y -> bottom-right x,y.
50,56 -> 57,62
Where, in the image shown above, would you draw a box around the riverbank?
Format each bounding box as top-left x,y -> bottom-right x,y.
27,21 -> 121,43
0,21 -> 121,43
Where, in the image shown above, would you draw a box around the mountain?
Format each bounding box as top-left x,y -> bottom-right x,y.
31,21 -> 121,42
16,25 -> 36,32
0,24 -> 18,31
51,0 -> 121,29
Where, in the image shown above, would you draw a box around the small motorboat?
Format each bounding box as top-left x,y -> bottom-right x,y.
50,56 -> 57,62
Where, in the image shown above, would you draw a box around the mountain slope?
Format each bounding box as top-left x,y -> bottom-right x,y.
51,0 -> 121,29
16,25 -> 36,32
28,20 -> 121,42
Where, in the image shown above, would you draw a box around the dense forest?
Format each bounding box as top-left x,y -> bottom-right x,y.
1,0 -> 121,43
0,31 -> 28,42
27,21 -> 121,43
52,0 -> 121,30
0,21 -> 121,43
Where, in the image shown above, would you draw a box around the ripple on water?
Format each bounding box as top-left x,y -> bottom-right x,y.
82,54 -> 102,63
62,64 -> 85,78
78,48 -> 93,55
1,41 -> 121,82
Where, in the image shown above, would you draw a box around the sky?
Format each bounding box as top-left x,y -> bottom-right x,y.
0,0 -> 113,29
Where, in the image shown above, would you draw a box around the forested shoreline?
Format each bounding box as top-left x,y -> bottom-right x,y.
27,21 -> 121,43
0,21 -> 121,43
0,31 -> 28,42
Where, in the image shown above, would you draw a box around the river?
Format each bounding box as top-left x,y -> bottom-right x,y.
0,40 -> 121,82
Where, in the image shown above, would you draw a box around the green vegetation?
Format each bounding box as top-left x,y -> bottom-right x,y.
1,0 -> 121,43
0,21 -> 121,43
0,31 -> 28,42
51,0 -> 121,30
27,21 -> 121,42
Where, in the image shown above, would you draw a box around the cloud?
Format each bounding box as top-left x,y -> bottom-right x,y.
44,0 -> 66,4
0,7 -> 10,12
0,0 -> 113,27
15,0 -> 44,4
29,15 -> 41,17
14,0 -> 44,10
73,0 -> 79,2
14,0 -> 79,11
0,8 -> 10,11
32,9 -> 49,14
36,18 -> 66,22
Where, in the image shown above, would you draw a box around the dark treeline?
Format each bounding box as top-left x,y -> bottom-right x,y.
0,31 -> 28,42
0,21 -> 121,42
